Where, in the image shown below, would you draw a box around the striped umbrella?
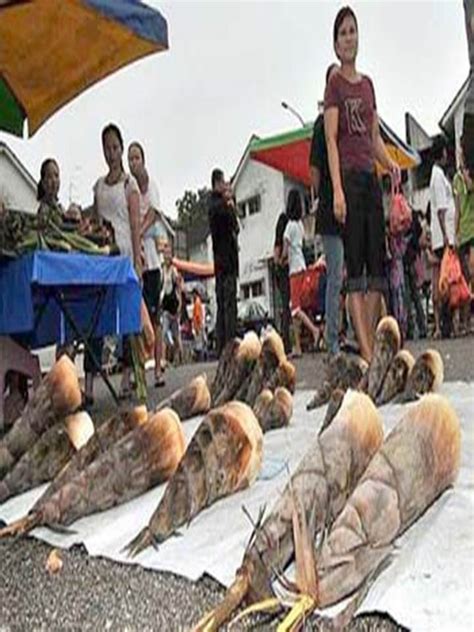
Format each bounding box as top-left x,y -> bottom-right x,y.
0,0 -> 168,137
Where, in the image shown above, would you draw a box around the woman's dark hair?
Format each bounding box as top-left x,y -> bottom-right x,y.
325,62 -> 339,86
286,189 -> 303,221
37,158 -> 58,201
101,123 -> 124,172
333,6 -> 358,43
101,123 -> 124,150
129,141 -> 145,163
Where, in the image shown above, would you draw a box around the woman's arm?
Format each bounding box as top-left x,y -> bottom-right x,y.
141,208 -> 157,236
372,114 -> 400,183
324,107 -> 346,224
282,237 -> 289,262
127,188 -> 142,275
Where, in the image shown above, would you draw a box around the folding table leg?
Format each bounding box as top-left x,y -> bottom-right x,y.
52,295 -> 121,406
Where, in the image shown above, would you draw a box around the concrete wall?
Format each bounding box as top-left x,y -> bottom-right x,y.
0,153 -> 37,213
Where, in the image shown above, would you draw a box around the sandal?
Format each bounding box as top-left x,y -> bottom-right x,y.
154,376 -> 166,388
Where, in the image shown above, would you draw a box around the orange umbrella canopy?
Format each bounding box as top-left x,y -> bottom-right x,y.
0,0 -> 168,137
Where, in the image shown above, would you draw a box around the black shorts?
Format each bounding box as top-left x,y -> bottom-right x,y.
342,170 -> 387,293
143,268 -> 162,319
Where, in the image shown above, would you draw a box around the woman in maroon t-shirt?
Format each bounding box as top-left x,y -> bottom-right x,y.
324,6 -> 400,362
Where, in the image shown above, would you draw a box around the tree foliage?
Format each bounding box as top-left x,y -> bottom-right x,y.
175,187 -> 210,229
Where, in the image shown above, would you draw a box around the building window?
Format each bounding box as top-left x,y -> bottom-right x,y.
248,194 -> 261,216
251,280 -> 264,297
241,280 -> 265,299
237,201 -> 246,219
241,284 -> 251,300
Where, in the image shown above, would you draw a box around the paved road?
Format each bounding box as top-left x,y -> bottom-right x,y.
1,336 -> 472,631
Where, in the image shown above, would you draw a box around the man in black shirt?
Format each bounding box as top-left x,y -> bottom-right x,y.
208,168 -> 239,356
309,63 -> 344,356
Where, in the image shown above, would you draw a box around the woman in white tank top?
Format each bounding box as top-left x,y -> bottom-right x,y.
84,123 -> 142,404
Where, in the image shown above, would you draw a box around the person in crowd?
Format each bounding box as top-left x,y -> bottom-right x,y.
324,5 -> 400,362
282,189 -> 322,356
429,135 -> 457,339
310,62 -> 343,357
387,224 -> 408,340
161,243 -> 182,365
208,168 -> 239,356
463,0 -> 474,177
37,158 -> 62,222
37,158 -> 81,224
454,142 -> 474,334
273,208 -> 292,355
404,210 -> 427,339
192,288 -> 206,361
84,123 -> 142,405
128,141 -> 165,387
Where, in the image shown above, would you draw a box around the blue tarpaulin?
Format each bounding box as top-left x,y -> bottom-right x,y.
0,252 -> 141,348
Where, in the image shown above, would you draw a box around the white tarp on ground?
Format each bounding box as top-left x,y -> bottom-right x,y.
1,382 -> 473,631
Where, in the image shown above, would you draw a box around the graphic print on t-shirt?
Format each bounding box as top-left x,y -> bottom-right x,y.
345,98 -> 366,135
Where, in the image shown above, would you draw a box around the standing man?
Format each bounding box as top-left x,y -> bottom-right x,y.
429,135 -> 456,338
208,168 -> 239,356
463,0 -> 473,176
310,63 -> 343,357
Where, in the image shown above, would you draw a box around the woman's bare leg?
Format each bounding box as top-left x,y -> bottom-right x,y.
348,292 -> 373,362
292,317 -> 302,355
296,309 -> 322,347
366,291 -> 382,351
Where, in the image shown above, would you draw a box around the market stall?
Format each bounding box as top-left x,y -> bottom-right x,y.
0,251 -> 141,426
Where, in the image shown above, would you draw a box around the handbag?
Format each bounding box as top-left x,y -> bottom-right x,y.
389,179 -> 412,236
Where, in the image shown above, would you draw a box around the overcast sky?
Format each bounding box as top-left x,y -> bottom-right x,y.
0,0 -> 469,217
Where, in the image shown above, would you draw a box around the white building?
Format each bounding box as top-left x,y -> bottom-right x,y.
232,137 -> 309,319
405,77 -> 468,214
439,77 -> 469,164
0,141 -> 37,213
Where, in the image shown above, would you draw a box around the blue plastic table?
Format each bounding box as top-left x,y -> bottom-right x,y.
0,251 -> 141,404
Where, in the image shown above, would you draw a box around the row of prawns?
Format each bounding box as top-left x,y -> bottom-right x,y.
0,330 -> 296,555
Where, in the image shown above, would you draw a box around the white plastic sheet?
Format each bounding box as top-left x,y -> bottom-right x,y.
1,382 -> 473,631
